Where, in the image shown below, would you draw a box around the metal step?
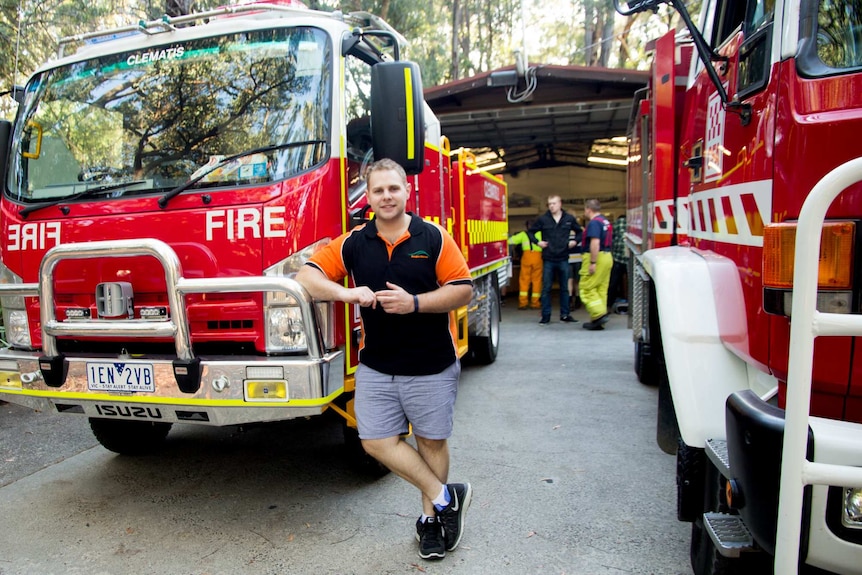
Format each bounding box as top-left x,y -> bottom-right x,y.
704,512 -> 755,557
705,438 -> 730,478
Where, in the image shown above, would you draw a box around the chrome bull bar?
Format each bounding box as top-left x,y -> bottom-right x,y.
0,238 -> 329,394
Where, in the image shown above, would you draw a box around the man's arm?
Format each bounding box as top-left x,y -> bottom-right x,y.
588,237 -> 600,274
527,218 -> 542,245
295,265 -> 377,308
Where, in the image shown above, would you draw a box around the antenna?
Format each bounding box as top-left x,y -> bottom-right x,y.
518,0 -> 527,76
13,0 -> 22,90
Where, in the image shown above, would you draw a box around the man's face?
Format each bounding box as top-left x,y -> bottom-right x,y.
547,197 -> 562,214
366,169 -> 410,222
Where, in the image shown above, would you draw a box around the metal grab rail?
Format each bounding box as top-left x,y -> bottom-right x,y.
0,238 -> 325,362
775,157 -> 862,574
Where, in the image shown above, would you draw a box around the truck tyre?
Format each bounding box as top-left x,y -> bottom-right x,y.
677,439 -> 705,522
656,362 -> 680,455
342,424 -> 391,478
89,418 -> 172,455
469,276 -> 501,365
635,340 -> 658,386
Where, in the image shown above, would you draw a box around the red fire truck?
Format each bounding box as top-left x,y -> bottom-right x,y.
617,0 -> 862,573
0,0 -> 508,466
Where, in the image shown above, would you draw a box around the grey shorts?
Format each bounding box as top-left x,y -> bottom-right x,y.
354,361 -> 460,440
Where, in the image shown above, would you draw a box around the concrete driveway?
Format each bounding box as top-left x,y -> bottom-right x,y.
0,299 -> 691,575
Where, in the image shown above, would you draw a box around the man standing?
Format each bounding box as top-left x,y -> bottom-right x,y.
609,214 -> 629,305
507,221 -> 543,309
529,195 -> 581,324
579,198 -> 614,330
295,159 -> 473,561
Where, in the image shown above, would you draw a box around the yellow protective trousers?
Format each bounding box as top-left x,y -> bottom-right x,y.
518,250 -> 543,308
579,251 -> 613,320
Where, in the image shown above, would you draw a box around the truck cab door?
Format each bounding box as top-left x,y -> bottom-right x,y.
682,0 -> 777,362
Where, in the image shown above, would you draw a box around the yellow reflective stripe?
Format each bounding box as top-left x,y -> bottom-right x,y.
0,387 -> 345,408
467,219 -> 508,244
404,67 -> 415,160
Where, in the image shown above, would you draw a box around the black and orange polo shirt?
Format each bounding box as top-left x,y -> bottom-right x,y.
306,213 -> 473,376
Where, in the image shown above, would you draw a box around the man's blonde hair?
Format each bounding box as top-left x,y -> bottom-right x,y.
365,158 -> 407,186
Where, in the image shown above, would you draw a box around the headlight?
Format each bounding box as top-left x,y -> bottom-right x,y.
265,306 -> 307,352
0,262 -> 32,349
5,310 -> 31,349
263,239 -> 334,353
843,488 -> 862,528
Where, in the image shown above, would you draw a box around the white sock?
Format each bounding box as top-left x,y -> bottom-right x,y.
420,513 -> 432,523
432,485 -> 450,511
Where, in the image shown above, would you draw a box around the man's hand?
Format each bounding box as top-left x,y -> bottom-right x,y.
538,240 -> 549,248
375,282 -> 415,314
346,286 -> 377,308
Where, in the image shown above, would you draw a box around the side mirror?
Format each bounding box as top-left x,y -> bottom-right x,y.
11,86 -> 25,105
370,61 -> 425,175
0,120 -> 11,185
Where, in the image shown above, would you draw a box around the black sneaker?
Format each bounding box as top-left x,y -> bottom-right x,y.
597,313 -> 610,325
539,318 -> 550,325
560,315 -> 578,323
438,483 -> 472,551
415,516 -> 446,560
582,320 -> 605,331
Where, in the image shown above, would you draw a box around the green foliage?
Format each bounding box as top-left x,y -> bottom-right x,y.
0,0 -> 676,119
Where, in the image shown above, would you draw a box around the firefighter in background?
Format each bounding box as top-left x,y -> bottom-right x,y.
579,199 -> 613,330
508,221 -> 543,310
566,217 -> 584,312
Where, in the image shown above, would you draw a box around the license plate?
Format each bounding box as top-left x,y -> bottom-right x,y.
87,362 -> 155,392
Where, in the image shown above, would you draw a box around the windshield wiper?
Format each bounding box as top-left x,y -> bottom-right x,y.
19,180 -> 147,217
157,140 -> 327,208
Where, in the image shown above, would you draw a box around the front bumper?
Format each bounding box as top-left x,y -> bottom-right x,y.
726,390 -> 862,574
0,348 -> 344,425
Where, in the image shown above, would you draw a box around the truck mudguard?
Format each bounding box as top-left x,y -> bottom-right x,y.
645,245 -> 750,448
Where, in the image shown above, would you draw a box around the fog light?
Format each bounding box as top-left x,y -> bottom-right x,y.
245,379 -> 288,401
247,366 -> 284,379
843,488 -> 862,528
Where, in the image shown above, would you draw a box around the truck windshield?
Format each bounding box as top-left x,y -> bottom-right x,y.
6,26 -> 332,204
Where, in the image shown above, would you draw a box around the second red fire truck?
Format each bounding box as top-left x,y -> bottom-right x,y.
618,0 -> 862,573
0,0 -> 508,468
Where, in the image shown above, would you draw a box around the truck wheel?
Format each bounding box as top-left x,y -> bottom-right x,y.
342,424 -> 391,478
469,278 -> 501,365
656,362 -> 680,455
677,438 -> 705,522
89,418 -> 172,455
635,340 -> 658,386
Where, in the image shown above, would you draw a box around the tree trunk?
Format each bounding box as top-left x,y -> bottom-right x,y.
166,0 -> 194,17
450,0 -> 461,80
